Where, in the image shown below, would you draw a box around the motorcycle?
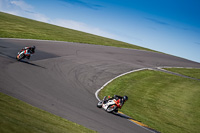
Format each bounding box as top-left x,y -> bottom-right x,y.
16,50 -> 30,61
97,96 -> 119,113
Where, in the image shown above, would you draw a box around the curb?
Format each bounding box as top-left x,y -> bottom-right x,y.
95,68 -> 150,101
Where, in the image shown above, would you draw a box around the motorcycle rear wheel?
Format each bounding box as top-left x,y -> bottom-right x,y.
106,105 -> 117,113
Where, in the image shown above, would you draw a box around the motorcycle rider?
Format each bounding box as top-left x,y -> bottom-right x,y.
104,95 -> 128,109
20,46 -> 36,59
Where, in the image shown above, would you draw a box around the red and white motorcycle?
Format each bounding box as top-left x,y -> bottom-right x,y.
16,49 -> 31,61
97,96 -> 119,113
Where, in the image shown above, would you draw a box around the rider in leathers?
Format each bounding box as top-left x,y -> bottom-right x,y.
20,46 -> 36,59
104,95 -> 128,109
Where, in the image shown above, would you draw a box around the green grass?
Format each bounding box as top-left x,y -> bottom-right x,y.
0,11 -> 155,52
99,70 -> 200,133
0,92 -> 96,133
164,68 -> 200,79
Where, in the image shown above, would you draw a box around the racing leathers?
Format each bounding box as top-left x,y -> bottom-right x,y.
20,46 -> 35,59
106,95 -> 126,109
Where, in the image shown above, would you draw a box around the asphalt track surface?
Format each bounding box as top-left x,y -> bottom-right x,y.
0,38 -> 200,133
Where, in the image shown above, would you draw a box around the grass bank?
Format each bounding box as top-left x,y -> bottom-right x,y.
0,12 -> 154,52
0,92 -> 96,133
99,69 -> 200,133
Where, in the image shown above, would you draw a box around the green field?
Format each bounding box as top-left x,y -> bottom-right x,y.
0,11 -> 155,52
99,69 -> 200,133
0,92 -> 96,133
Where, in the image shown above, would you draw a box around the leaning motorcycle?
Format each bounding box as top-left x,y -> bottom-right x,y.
97,96 -> 119,113
16,50 -> 30,61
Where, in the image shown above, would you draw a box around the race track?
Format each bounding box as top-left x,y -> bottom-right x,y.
0,38 -> 200,133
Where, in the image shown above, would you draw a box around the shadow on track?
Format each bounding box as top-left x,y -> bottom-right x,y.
0,52 -> 46,69
19,60 -> 46,69
0,52 -> 16,60
113,112 -> 132,119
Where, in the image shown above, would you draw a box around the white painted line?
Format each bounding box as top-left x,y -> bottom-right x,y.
95,66 -> 200,101
95,68 -> 150,101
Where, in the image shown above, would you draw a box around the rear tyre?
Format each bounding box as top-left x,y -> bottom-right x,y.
106,105 -> 117,113
113,108 -> 118,114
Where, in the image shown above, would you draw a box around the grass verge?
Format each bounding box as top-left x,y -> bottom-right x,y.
0,11 -> 155,52
99,69 -> 200,133
164,68 -> 200,79
0,92 -> 96,133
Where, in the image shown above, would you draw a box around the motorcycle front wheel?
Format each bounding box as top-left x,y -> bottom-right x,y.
16,53 -> 25,61
97,100 -> 103,108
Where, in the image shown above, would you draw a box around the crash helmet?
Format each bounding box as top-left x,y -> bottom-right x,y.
32,46 -> 36,49
123,96 -> 128,102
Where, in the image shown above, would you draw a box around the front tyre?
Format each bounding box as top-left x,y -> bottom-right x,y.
16,53 -> 25,61
97,100 -> 103,108
16,55 -> 21,61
